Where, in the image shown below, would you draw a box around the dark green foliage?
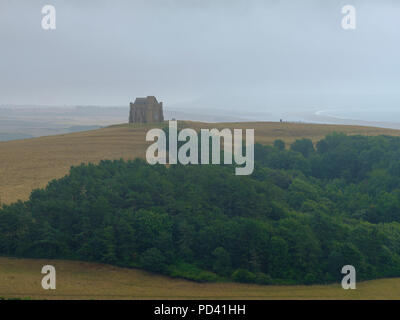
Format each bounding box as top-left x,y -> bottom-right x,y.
274,139 -> 285,150
232,269 -> 256,283
212,247 -> 232,276
140,248 -> 167,273
290,138 -> 314,158
3,133 -> 400,284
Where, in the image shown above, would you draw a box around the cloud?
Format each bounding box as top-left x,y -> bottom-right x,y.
0,0 -> 399,115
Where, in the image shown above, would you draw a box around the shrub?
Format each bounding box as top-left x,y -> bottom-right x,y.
232,269 -> 256,283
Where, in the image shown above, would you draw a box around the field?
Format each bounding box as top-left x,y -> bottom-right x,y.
2,121 -> 400,205
2,121 -> 400,299
2,257 -> 400,300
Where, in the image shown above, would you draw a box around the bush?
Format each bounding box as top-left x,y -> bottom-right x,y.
254,272 -> 274,285
232,269 -> 256,283
304,273 -> 317,285
168,263 -> 220,282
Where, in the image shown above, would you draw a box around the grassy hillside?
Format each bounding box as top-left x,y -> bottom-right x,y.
1,257 -> 400,300
2,121 -> 400,300
1,121 -> 400,205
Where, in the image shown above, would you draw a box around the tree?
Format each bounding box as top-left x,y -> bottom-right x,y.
140,248 -> 167,273
212,247 -> 232,276
290,138 -> 315,158
274,139 -> 285,150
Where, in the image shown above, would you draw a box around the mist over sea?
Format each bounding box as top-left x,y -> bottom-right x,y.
316,106 -> 400,123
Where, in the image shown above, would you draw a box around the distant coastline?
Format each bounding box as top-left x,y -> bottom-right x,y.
310,108 -> 400,130
2,104 -> 400,142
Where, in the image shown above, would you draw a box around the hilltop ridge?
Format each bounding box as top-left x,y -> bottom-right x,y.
1,121 -> 400,205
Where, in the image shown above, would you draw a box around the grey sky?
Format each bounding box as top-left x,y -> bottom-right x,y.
0,0 -> 399,115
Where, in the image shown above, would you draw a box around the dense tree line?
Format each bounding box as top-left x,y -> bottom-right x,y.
2,133 -> 400,284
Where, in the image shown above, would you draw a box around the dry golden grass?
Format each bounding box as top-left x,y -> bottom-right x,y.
1,257 -> 400,300
1,121 -> 400,205
2,121 -> 400,299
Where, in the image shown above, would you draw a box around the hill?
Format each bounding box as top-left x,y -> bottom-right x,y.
1,121 -> 400,205
3,121 -> 400,299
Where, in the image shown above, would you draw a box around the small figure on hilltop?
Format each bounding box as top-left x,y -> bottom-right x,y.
129,96 -> 164,123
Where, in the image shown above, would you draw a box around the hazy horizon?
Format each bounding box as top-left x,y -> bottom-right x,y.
1,1 -> 400,123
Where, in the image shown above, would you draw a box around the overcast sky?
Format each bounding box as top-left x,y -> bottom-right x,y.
0,0 -> 399,115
